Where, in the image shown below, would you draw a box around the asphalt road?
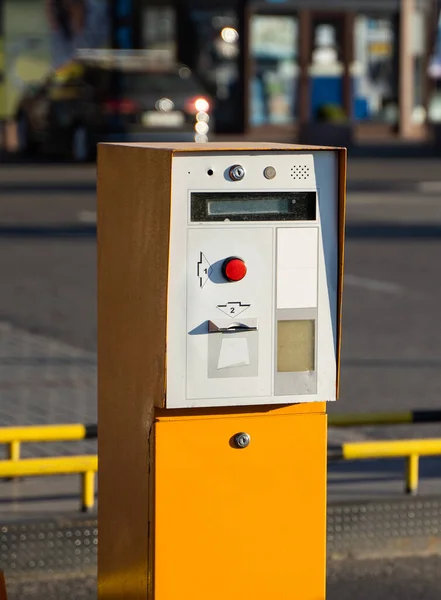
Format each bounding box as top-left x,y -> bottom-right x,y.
5,556 -> 441,599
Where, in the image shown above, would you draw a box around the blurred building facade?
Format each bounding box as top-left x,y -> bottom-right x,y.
0,0 -> 111,120
0,0 -> 439,144
171,0 -> 438,141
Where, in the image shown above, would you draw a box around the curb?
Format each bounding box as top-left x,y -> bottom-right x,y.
2,496 -> 441,577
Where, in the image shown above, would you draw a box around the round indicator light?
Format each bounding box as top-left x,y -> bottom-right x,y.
223,257 -> 247,282
264,166 -> 276,180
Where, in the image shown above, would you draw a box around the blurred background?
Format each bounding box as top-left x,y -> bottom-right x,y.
1,0 -> 441,153
1,0 -> 441,599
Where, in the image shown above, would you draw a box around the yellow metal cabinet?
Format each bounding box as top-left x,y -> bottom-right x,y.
98,143 -> 346,599
154,412 -> 327,600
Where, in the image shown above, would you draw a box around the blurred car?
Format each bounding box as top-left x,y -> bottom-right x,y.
15,50 -> 213,161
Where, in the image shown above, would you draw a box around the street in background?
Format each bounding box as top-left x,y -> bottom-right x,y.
14,50 -> 213,161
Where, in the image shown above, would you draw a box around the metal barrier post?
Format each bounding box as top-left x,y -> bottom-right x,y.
406,454 -> 419,495
8,440 -> 20,462
82,470 -> 96,513
4,440 -> 21,482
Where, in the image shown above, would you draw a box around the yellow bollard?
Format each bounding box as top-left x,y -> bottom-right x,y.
406,454 -> 419,495
4,441 -> 21,482
82,470 -> 96,512
8,440 -> 20,462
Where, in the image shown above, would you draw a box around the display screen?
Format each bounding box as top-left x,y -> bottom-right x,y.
191,192 -> 316,222
208,197 -> 292,216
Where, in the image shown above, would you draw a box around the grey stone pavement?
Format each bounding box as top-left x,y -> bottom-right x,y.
4,556 -> 441,600
0,322 -> 96,458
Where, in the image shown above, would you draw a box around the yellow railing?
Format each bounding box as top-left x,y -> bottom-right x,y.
0,425 -> 97,512
0,424 -> 96,462
0,455 -> 98,512
2,424 -> 441,509
329,438 -> 441,495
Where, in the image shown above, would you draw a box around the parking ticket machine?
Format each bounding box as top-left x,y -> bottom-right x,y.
98,142 -> 346,600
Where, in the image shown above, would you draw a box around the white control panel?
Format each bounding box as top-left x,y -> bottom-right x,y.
166,151 -> 339,408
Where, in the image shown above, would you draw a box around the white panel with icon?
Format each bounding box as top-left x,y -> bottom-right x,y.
165,150 -> 338,408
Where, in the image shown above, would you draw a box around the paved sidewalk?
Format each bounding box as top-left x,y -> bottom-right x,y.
0,322 -> 96,459
6,555 -> 441,600
0,322 -> 97,517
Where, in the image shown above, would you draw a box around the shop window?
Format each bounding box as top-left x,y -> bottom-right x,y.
249,15 -> 298,126
46,1 -> 110,67
426,6 -> 441,123
353,16 -> 398,123
3,0 -> 51,118
411,7 -> 427,125
143,6 -> 176,60
309,16 -> 345,122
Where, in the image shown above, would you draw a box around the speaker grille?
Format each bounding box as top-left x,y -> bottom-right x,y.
291,165 -> 310,180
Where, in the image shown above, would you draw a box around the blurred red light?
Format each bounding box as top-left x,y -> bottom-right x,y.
104,99 -> 138,114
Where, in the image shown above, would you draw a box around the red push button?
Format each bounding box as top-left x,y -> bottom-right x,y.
223,257 -> 247,282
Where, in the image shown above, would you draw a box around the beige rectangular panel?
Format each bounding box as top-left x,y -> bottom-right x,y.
277,320 -> 315,373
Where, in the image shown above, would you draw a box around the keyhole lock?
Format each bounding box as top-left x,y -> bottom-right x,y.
234,432 -> 251,449
229,164 -> 246,182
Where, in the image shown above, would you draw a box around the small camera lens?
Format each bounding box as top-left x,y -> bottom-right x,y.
207,169 -> 214,176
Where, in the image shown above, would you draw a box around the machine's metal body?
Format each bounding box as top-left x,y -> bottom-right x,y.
97,142 -> 346,600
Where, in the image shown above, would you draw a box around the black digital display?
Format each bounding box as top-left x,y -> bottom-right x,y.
191,192 -> 316,222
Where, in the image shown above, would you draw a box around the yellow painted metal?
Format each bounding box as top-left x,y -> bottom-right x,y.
0,456 -> 97,478
0,424 -> 87,444
8,441 -> 21,462
82,470 -> 96,511
329,412 -> 412,427
343,439 -> 441,460
154,412 -> 327,600
406,454 -> 419,495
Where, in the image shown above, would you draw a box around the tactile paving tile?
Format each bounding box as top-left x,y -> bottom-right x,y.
0,516 -> 97,575
328,496 -> 441,558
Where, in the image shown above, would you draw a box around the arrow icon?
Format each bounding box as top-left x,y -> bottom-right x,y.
216,301 -> 251,318
197,252 -> 212,288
